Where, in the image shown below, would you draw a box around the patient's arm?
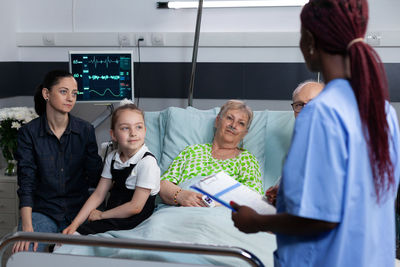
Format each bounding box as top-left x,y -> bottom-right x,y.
160,180 -> 207,207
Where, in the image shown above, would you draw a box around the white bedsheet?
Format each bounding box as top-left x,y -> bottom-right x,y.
56,177 -> 276,266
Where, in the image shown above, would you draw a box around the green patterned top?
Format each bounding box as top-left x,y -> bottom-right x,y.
161,143 -> 263,194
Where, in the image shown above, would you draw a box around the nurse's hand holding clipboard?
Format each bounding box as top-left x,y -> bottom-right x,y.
231,201 -> 262,234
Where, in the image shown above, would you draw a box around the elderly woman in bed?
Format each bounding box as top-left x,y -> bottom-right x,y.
159,100 -> 263,207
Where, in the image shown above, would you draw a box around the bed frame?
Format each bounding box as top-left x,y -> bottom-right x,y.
0,232 -> 265,267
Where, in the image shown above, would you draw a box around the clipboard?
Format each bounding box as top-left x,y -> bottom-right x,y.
190,171 -> 276,215
191,185 -> 236,211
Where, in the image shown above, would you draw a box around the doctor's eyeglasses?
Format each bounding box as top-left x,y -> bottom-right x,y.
291,102 -> 306,113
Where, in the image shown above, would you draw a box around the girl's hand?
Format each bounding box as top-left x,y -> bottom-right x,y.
88,209 -> 103,221
12,226 -> 37,253
62,224 -> 78,235
176,190 -> 207,207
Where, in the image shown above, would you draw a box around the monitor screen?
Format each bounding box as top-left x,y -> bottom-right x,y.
69,51 -> 134,102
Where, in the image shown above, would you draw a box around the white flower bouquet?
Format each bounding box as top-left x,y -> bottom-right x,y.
0,107 -> 38,175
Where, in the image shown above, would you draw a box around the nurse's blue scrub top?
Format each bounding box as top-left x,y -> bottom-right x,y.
275,79 -> 400,267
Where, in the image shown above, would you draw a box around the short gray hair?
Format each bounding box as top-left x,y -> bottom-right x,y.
217,100 -> 253,130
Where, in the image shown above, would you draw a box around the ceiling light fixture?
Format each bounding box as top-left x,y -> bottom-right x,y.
157,0 -> 308,9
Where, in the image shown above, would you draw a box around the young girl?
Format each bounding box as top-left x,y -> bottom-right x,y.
63,103 -> 160,235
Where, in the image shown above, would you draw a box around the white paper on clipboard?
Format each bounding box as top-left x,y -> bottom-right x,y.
191,171 -> 276,215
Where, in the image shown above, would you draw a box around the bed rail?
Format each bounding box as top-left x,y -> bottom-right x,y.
0,231 -> 265,267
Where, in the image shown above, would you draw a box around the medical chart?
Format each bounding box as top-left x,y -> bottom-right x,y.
191,171 -> 276,215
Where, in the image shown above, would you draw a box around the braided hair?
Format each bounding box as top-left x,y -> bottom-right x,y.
301,0 -> 394,201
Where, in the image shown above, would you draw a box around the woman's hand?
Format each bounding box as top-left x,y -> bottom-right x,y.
176,190 -> 207,207
231,201 -> 261,234
13,207 -> 37,253
159,180 -> 207,207
12,226 -> 37,253
88,209 -> 103,221
265,185 -> 279,206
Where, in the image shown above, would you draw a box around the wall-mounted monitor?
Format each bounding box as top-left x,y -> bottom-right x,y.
69,51 -> 134,102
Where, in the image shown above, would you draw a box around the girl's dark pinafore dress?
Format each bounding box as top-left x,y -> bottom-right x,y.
77,152 -> 157,235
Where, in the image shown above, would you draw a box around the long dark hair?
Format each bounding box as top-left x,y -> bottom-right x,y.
301,0 -> 394,201
34,70 -> 74,116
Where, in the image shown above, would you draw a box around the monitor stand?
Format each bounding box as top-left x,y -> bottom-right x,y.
91,103 -> 114,129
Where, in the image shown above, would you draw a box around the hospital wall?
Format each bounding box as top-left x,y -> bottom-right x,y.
1,0 -> 400,167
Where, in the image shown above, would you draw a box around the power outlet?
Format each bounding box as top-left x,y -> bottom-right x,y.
151,33 -> 165,46
42,33 -> 55,46
366,32 -> 381,46
118,33 -> 132,46
135,33 -> 147,46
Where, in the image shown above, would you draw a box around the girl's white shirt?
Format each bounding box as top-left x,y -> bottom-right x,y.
101,144 -> 160,196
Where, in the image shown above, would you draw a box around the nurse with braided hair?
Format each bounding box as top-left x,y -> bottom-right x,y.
231,1 -> 400,266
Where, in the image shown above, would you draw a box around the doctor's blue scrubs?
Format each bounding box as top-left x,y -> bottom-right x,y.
274,79 -> 400,267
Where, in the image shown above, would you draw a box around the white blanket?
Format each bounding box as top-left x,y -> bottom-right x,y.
56,177 -> 276,266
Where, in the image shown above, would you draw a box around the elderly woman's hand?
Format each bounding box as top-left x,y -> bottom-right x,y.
265,184 -> 279,207
177,190 -> 208,207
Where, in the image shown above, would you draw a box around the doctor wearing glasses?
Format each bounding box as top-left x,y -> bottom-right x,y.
13,70 -> 102,253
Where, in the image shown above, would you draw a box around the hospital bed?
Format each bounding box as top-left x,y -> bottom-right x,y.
0,107 -> 295,267
0,231 -> 264,266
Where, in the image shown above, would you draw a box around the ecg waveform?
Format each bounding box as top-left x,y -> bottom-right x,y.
73,74 -> 122,81
89,75 -> 120,80
71,53 -> 133,102
79,88 -> 127,97
73,56 -> 120,68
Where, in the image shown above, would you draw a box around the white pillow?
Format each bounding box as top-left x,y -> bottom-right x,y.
144,109 -> 169,162
242,110 -> 268,181
263,111 -> 295,189
159,107 -> 219,174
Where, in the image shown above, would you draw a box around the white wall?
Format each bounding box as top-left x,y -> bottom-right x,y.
15,1 -> 400,34
0,0 -> 17,61
12,0 -> 400,63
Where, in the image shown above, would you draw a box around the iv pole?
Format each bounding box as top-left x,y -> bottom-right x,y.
187,0 -> 204,107
91,104 -> 114,129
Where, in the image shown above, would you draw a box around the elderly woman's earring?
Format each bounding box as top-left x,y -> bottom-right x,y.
309,47 -> 314,55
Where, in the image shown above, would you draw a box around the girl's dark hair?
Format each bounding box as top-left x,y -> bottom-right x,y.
301,0 -> 394,201
34,70 -> 74,116
111,103 -> 145,130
